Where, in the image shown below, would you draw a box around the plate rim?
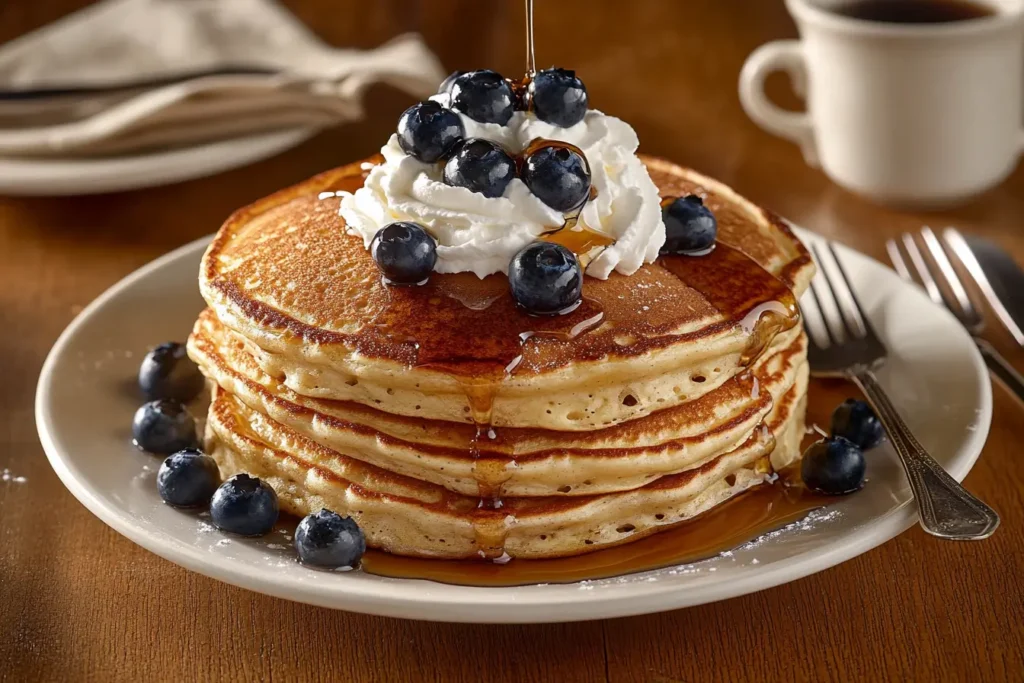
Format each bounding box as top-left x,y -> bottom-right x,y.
34,229 -> 993,623
0,127 -> 318,196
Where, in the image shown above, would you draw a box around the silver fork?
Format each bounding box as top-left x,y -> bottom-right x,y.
802,241 -> 999,540
887,227 -> 1024,404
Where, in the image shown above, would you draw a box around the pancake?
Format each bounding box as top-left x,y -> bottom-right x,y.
190,307 -> 807,497
198,155 -> 813,431
190,152 -> 815,560
204,370 -> 805,559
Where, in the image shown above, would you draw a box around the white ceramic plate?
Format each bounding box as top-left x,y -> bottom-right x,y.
35,228 -> 991,623
0,128 -> 316,196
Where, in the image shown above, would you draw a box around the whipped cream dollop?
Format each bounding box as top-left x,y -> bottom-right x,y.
339,103 -> 665,279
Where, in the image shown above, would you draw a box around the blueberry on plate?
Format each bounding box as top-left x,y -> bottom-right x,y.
521,145 -> 591,212
157,448 -> 220,508
449,70 -> 516,125
508,242 -> 583,316
443,138 -> 516,198
438,70 -> 464,95
210,474 -> 279,536
661,195 -> 717,255
138,341 -> 205,402
831,398 -> 884,450
397,101 -> 465,163
370,222 -> 437,285
530,68 -> 588,127
295,509 -> 367,570
132,399 -> 198,454
801,437 -> 866,495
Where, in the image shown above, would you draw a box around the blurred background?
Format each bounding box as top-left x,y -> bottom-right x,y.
3,4 -> 1024,681
0,0 -> 809,205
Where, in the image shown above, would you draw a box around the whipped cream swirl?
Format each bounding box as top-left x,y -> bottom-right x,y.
339,103 -> 665,279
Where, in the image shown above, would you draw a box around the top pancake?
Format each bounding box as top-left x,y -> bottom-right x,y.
199,155 -> 813,430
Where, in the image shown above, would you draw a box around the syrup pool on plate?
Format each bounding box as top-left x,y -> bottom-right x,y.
355,376 -> 863,586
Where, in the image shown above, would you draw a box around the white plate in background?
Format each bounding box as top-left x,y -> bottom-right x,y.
0,127 -> 316,196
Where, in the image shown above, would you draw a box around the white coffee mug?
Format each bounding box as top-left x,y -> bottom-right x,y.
739,0 -> 1024,207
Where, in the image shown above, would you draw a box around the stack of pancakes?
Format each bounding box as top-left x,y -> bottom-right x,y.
188,155 -> 815,560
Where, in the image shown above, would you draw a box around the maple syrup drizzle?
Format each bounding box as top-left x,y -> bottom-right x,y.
442,300 -> 605,543
540,224 -> 613,270
739,302 -> 799,365
656,242 -> 800,365
435,370 -> 514,557
515,138 -> 613,270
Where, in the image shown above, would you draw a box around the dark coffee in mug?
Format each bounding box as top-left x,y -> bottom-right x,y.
832,0 -> 994,23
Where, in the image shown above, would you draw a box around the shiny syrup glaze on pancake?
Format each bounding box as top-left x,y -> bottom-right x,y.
204,157 -> 808,550
357,377 -> 855,585
206,156 -> 805,379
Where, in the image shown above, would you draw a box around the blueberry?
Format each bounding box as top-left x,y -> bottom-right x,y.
443,138 -> 516,198
661,195 -> 717,254
508,242 -> 583,315
831,399 -> 884,450
450,70 -> 515,125
138,341 -> 205,402
530,68 -> 588,127
295,509 -> 366,570
801,437 -> 866,495
132,399 -> 198,454
438,70 -> 464,95
397,101 -> 464,163
521,145 -> 591,212
210,474 -> 279,536
370,222 -> 437,285
157,448 -> 220,508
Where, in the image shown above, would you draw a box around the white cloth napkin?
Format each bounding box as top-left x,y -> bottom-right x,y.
0,0 -> 446,156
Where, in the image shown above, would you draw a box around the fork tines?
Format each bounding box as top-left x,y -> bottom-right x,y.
803,242 -> 874,349
885,228 -> 984,333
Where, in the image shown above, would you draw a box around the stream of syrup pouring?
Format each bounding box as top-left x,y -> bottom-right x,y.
525,0 -> 536,76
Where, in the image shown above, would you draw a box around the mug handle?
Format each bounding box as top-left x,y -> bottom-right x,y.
739,40 -> 818,167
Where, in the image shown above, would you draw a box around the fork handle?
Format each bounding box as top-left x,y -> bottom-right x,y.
975,338 -> 1024,406
852,369 -> 1000,540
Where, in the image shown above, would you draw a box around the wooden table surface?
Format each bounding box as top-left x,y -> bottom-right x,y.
2,1 -> 1022,681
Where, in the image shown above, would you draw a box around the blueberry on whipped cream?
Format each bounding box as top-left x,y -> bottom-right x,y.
530,68 -> 589,127
521,144 -> 591,212
449,70 -> 516,125
661,195 -> 717,255
340,67 -> 665,280
397,101 -> 465,163
443,138 -> 517,198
